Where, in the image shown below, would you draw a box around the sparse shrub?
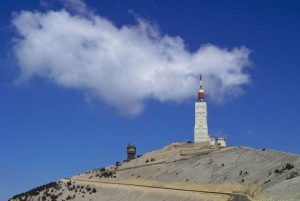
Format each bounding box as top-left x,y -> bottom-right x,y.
275,163 -> 294,175
285,163 -> 294,170
10,182 -> 60,200
145,159 -> 149,163
50,194 -> 59,201
92,188 -> 97,193
239,170 -> 243,175
241,179 -> 244,183
274,169 -> 282,174
151,158 -> 155,162
286,171 -> 298,180
262,148 -> 266,151
221,163 -> 224,167
66,181 -> 72,187
263,179 -> 271,184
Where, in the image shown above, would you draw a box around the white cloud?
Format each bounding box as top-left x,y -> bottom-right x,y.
12,9 -> 251,116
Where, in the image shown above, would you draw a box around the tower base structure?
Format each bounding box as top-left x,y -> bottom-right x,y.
194,136 -> 227,147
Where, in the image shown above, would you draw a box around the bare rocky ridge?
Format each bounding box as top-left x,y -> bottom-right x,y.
9,142 -> 300,201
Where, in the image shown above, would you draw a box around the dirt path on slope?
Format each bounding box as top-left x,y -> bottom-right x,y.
65,178 -> 250,201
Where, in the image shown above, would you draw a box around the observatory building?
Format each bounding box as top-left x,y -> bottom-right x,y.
127,144 -> 136,161
194,75 -> 226,147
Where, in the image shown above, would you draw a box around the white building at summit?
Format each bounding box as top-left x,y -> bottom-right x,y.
194,75 -> 226,147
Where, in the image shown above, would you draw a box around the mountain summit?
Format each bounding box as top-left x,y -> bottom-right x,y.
9,142 -> 300,201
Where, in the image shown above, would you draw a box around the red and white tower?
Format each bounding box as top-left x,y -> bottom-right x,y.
194,75 -> 210,143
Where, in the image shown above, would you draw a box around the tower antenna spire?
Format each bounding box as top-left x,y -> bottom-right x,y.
198,74 -> 205,102
200,74 -> 203,89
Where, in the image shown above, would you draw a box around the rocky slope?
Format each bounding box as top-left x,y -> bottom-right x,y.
9,142 -> 300,201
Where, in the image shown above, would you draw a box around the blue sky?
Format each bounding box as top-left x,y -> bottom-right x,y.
1,0 -> 300,200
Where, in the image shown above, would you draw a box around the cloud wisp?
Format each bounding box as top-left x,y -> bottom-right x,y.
12,8 -> 251,115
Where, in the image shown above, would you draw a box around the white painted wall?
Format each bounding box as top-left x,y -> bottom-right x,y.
216,138 -> 226,147
194,102 -> 210,143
